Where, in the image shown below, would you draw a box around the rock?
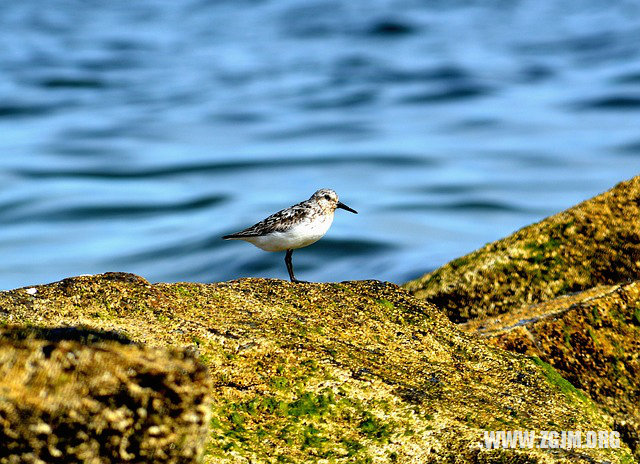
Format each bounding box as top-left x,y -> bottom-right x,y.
0,273 -> 634,463
404,176 -> 640,322
403,176 -> 640,460
463,281 -> 640,460
0,325 -> 212,464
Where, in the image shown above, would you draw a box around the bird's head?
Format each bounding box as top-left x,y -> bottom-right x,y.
311,189 -> 358,214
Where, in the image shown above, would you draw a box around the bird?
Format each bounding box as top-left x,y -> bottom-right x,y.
222,189 -> 357,282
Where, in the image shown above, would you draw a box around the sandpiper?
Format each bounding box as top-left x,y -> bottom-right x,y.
222,189 -> 357,282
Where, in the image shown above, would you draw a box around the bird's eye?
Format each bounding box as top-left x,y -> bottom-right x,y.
324,194 -> 330,200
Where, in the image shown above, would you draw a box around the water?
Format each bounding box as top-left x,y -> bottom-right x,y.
1,0 -> 639,289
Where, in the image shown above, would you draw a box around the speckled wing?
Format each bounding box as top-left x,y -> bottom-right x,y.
222,201 -> 315,239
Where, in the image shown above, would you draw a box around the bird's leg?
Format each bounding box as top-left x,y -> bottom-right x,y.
285,249 -> 307,283
285,249 -> 297,282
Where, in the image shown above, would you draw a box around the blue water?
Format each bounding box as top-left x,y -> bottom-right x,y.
1,0 -> 639,289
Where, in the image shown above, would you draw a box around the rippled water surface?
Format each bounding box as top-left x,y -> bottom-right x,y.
1,0 -> 640,288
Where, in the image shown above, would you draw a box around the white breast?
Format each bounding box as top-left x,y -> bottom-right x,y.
245,213 -> 334,252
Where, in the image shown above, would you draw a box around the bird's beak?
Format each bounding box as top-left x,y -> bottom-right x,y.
337,201 -> 358,214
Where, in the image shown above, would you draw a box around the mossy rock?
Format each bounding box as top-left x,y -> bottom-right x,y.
404,176 -> 640,322
0,325 -> 211,463
0,273 -> 634,463
464,281 -> 640,460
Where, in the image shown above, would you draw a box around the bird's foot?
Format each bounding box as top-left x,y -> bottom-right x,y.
290,278 -> 309,284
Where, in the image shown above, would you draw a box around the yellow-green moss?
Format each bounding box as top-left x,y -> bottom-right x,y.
405,176 -> 640,321
0,273 -> 634,463
472,282 -> 640,461
0,325 -> 211,463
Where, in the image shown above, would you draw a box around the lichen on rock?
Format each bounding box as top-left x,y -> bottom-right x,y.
403,176 -> 640,461
404,175 -> 640,322
464,281 -> 640,460
0,325 -> 212,464
0,273 -> 634,463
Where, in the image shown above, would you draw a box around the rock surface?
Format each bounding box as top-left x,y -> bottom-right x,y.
404,176 -> 640,322
0,325 -> 211,464
403,176 -> 640,461
463,282 -> 640,460
0,273 -> 634,463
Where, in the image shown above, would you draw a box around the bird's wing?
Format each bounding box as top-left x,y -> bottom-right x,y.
223,201 -> 313,238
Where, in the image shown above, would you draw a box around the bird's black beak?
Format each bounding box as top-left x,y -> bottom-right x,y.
337,201 -> 358,214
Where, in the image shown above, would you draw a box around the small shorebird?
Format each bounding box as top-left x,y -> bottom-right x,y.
222,189 -> 357,282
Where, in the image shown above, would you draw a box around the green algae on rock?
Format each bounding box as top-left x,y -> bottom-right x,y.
463,281 -> 640,460
0,273 -> 634,463
404,176 -> 640,322
0,325 -> 212,464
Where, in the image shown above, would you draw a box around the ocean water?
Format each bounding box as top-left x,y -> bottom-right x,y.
1,0 -> 639,289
